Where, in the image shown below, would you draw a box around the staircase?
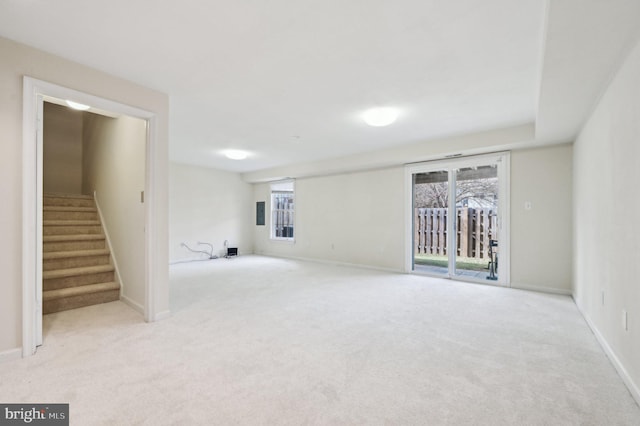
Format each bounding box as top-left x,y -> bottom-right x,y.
43,194 -> 120,314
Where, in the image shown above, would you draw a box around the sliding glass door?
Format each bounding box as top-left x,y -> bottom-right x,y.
413,169 -> 450,277
453,164 -> 500,280
407,153 -> 509,285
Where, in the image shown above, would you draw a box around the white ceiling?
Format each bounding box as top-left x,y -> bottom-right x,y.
0,1 -> 638,173
535,0 -> 640,143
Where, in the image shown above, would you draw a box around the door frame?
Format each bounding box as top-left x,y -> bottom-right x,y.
22,77 -> 160,357
404,152 -> 511,286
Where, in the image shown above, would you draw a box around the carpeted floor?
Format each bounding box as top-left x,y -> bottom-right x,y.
1,255 -> 639,425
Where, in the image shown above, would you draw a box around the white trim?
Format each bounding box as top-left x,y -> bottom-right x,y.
22,78 -> 38,357
35,96 -> 44,347
269,179 -> 295,242
413,269 -> 507,289
22,77 -> 161,358
121,294 -> 145,315
144,117 -> 158,322
263,253 -> 403,274
153,310 -> 172,321
93,191 -> 124,293
448,169 -> 456,274
403,168 -> 413,273
169,250 -> 253,265
574,299 -> 640,406
269,238 -> 296,243
500,152 -> 511,285
404,152 -> 511,286
511,283 -> 572,296
0,348 -> 22,363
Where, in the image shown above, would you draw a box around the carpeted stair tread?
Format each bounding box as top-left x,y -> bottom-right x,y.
43,281 -> 119,301
42,193 -> 120,313
43,194 -> 96,208
44,234 -> 105,242
44,195 -> 94,203
44,193 -> 93,199
43,205 -> 99,221
43,264 -> 114,279
44,220 -> 101,226
43,249 -> 110,260
44,206 -> 97,212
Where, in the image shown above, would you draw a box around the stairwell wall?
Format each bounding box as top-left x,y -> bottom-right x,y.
0,36 -> 170,355
43,102 -> 84,194
82,114 -> 147,310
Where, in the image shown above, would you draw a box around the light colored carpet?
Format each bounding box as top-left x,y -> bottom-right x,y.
1,255 -> 638,425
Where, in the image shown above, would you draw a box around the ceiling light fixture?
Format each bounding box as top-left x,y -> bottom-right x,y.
224,149 -> 249,160
362,107 -> 399,127
65,100 -> 91,111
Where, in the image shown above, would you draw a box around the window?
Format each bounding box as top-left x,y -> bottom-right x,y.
271,181 -> 294,240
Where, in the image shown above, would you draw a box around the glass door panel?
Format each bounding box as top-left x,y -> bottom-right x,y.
453,165 -> 499,281
413,170 -> 449,276
408,152 -> 507,285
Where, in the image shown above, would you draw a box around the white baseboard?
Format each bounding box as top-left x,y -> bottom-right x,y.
574,298 -> 640,406
260,253 -> 402,274
255,256 -> 571,295
120,294 -> 144,314
0,347 -> 22,363
121,295 -> 170,321
510,282 -> 572,296
169,256 -> 210,265
169,250 -> 253,265
153,310 -> 171,321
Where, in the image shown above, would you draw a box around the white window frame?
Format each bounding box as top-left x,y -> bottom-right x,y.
404,152 -> 510,286
270,180 -> 295,241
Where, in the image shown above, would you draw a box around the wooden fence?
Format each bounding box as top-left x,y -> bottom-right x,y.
415,208 -> 497,259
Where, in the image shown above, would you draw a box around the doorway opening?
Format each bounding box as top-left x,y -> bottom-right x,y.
22,77 -> 160,357
42,99 -> 147,313
406,152 -> 510,285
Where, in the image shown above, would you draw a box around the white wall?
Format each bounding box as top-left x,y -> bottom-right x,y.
573,38 -> 640,401
510,144 -> 573,293
43,102 -> 83,194
254,167 -> 409,271
253,147 -> 573,291
83,113 -> 147,309
169,163 -> 254,262
0,36 -> 170,355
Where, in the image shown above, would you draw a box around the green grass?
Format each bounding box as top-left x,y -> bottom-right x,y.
414,254 -> 490,272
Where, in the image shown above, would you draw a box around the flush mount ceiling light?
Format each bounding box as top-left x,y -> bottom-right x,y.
224,149 -> 249,160
362,107 -> 400,127
65,100 -> 91,111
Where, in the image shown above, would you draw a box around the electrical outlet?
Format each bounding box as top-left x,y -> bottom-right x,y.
524,201 -> 532,210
